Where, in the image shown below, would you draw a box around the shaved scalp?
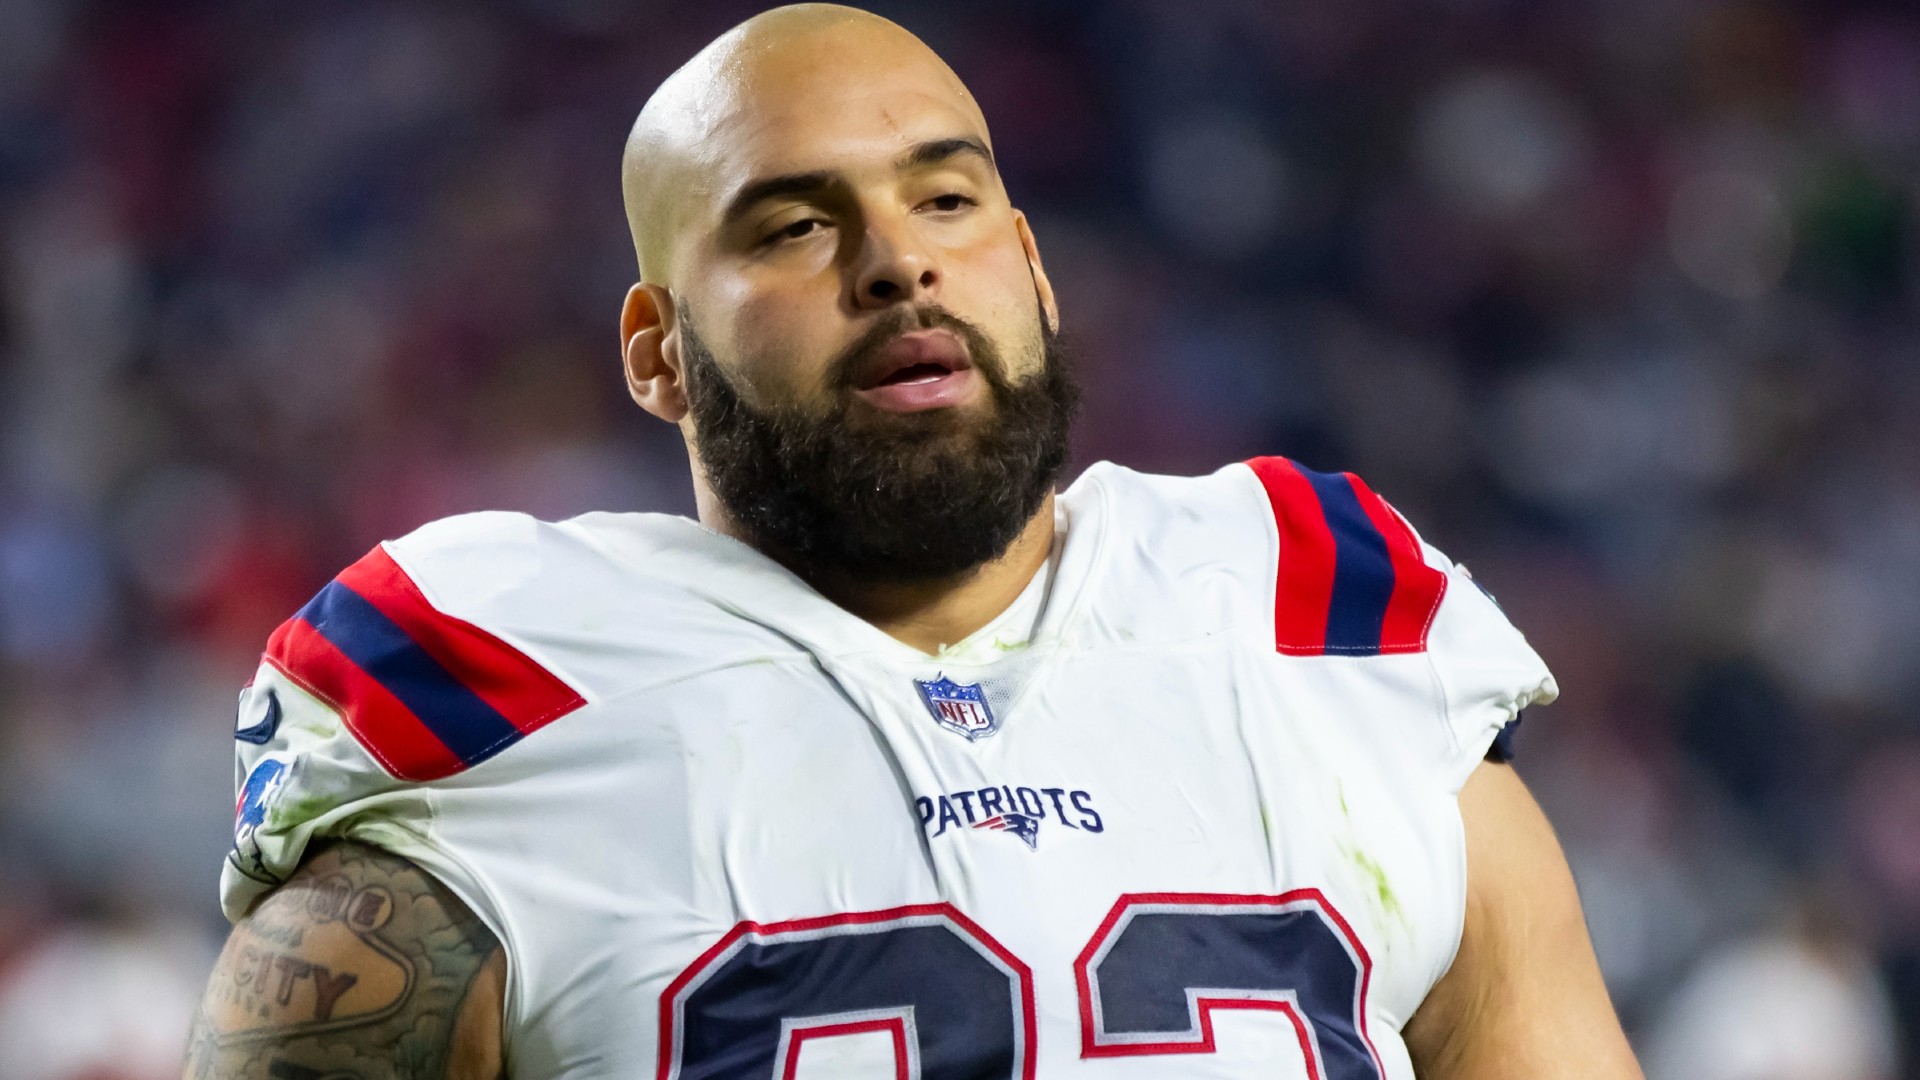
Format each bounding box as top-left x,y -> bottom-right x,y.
621,3 -> 990,284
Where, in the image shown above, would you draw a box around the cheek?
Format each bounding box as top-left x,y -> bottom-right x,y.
703,280 -> 841,404
951,240 -> 1047,373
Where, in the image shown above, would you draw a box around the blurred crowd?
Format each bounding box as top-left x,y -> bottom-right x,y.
1,0 -> 1917,1076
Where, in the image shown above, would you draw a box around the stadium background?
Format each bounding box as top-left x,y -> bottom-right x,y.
1,0 -> 1916,1075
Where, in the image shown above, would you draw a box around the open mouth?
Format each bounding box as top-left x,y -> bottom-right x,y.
877,362 -> 959,386
852,329 -> 982,413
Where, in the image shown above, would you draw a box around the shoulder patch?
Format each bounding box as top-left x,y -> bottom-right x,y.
264,544 -> 585,781
1245,457 -> 1448,656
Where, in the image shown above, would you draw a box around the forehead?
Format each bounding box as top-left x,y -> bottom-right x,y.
695,47 -> 990,198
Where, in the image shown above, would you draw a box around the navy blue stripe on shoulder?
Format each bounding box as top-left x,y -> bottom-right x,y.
296,581 -> 526,768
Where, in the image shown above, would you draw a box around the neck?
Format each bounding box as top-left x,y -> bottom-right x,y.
694,482 -> 1056,655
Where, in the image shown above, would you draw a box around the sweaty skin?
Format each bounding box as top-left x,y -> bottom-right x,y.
187,6 -> 1644,1076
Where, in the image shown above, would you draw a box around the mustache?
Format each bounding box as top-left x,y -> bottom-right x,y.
826,306 -> 1007,393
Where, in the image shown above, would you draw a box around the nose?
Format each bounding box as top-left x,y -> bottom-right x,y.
850,213 -> 940,310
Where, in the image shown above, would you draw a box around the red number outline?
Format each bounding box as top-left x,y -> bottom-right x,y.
1072,889 -> 1385,1077
656,902 -> 1037,1080
779,1013 -> 912,1080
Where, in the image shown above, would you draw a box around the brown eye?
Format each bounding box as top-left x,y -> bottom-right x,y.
925,194 -> 972,213
765,218 -> 824,246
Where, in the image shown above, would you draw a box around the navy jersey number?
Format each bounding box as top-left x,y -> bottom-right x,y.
1075,890 -> 1385,1077
656,903 -> 1036,1080
659,890 -> 1380,1079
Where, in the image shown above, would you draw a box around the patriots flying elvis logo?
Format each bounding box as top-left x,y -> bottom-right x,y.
973,812 -> 1041,850
914,674 -> 998,741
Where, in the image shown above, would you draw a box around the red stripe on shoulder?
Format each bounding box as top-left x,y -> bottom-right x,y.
1346,474 -> 1448,653
263,618 -> 465,781
1245,457 -> 1337,655
334,546 -> 585,736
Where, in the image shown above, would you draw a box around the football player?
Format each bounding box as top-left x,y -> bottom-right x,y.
185,5 -> 1643,1078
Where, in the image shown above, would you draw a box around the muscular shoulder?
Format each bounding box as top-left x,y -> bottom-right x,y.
260,509 -> 781,767
1060,461 -> 1280,643
380,510 -> 709,658
186,840 -> 505,1080
1070,458 -> 1555,784
375,509 -> 800,686
1066,457 -> 1450,652
220,510 -> 801,915
1068,460 -> 1273,564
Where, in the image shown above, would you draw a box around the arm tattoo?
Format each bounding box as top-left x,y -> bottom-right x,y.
183,841 -> 501,1080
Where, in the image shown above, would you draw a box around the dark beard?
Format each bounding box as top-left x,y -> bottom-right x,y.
681,303 -> 1079,585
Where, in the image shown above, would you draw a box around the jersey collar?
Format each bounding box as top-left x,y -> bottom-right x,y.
629,469 -> 1112,667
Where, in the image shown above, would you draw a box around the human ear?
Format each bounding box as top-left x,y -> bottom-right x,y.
621,283 -> 686,422
1013,210 -> 1060,335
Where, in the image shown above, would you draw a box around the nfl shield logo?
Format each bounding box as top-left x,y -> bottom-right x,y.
914,674 -> 999,741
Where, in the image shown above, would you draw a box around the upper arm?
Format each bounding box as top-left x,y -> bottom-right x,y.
184,840 -> 506,1080
1403,761 -> 1643,1080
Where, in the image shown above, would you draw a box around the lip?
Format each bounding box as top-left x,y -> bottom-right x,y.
851,328 -> 981,413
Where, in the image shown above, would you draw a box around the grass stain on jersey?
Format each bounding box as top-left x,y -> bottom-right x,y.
1347,845 -> 1405,929
1332,781 -> 1407,935
273,793 -> 335,828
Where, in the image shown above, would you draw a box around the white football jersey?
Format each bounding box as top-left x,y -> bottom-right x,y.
221,458 -> 1556,1080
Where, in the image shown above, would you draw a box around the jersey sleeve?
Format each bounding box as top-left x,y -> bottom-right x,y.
1416,542 -> 1558,791
219,520 -> 588,922
1243,456 -> 1557,792
222,659 -> 413,921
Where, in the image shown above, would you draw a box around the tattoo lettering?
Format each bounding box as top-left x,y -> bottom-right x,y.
311,966 -> 359,1021
203,891 -> 407,1032
183,842 -> 500,1080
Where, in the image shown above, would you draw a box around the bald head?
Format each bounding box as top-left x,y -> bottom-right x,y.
621,4 -> 991,284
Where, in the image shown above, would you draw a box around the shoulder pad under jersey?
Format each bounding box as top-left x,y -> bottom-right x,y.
1242,456 -> 1557,788
263,519 -> 587,783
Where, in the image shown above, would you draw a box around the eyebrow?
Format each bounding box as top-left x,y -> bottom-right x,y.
901,136 -> 994,172
719,136 -> 997,229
